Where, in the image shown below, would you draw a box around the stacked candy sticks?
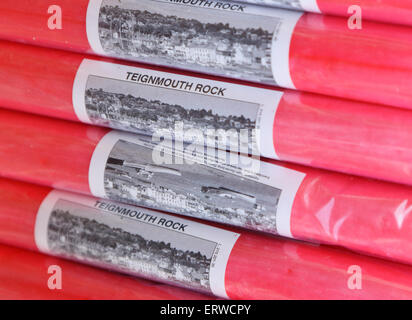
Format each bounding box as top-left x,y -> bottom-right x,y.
3,177 -> 412,300
0,243 -> 211,300
1,0 -> 412,300
2,108 -> 412,267
2,0 -> 412,109
2,40 -> 412,186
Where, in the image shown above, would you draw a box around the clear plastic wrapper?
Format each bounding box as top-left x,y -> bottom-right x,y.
2,108 -> 412,267
2,40 -> 412,187
3,177 -> 412,299
1,0 -> 412,110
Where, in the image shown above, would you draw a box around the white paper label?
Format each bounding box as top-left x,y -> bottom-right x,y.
88,130 -> 306,238
72,58 -> 283,160
86,0 -> 302,88
236,0 -> 320,12
35,190 -> 240,298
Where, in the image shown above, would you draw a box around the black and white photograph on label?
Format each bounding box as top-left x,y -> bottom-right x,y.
47,200 -> 215,293
84,75 -> 259,140
97,0 -> 277,83
103,139 -> 281,233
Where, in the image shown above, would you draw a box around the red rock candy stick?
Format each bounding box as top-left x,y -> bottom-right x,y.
1,41 -> 412,187
1,109 -> 412,268
2,177 -> 412,299
1,0 -> 412,110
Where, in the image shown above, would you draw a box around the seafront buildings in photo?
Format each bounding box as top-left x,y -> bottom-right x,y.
48,208 -> 213,291
98,0 -> 277,83
85,88 -> 256,134
103,140 -> 281,233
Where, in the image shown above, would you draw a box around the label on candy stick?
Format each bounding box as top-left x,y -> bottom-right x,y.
85,0 -> 302,88
72,58 -> 283,160
88,130 -> 306,238
35,190 -> 240,298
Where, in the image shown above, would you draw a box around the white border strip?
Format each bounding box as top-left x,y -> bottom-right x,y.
86,0 -> 105,55
34,190 -> 55,253
34,190 -> 94,253
88,130 -> 128,198
300,0 -> 321,13
72,60 -> 94,124
271,10 -> 303,89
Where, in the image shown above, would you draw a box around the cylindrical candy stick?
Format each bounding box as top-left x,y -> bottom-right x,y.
2,108 -> 412,267
1,1 -> 412,110
3,177 -> 412,299
0,243 -> 211,300
1,40 -> 412,187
